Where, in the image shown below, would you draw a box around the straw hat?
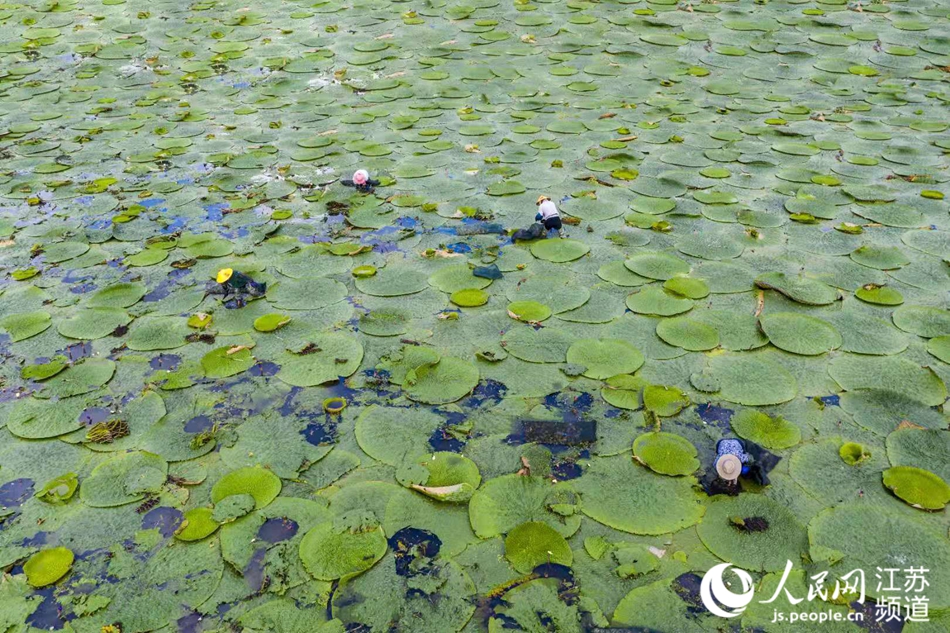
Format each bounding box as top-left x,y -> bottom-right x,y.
716,454 -> 742,481
536,195 -> 550,205
216,268 -> 234,284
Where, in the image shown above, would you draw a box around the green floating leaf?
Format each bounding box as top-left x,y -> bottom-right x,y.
450,288 -> 488,307
398,452 -> 481,503
706,353 -> 798,406
175,507 -> 220,542
829,356 -> 947,406
299,516 -> 387,580
759,312 -> 842,356
211,466 -> 282,509
575,455 -> 704,535
0,310 -> 51,342
656,317 -> 719,351
507,300 -> 552,322
21,355 -> 69,381
24,547 -> 74,588
624,252 -> 691,281
643,385 -> 690,417
566,338 -> 644,380
892,305 -> 950,338
633,432 -> 699,476
855,284 -> 904,306
730,409 -> 801,450
79,451 -> 168,508
882,466 -> 950,511
754,272 -> 839,306
469,474 -> 580,539
529,239 -> 590,263
35,358 -> 116,400
405,357 -> 480,405
505,521 -> 573,573
601,374 -> 647,410
253,313 -> 291,332
201,345 -> 255,379
35,473 -> 78,504
698,495 -> 807,572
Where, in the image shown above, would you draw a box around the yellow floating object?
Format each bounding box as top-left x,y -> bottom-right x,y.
216,268 -> 233,283
323,397 -> 347,414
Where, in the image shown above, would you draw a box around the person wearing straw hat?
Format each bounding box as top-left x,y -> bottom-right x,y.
535,195 -> 565,239
702,437 -> 781,496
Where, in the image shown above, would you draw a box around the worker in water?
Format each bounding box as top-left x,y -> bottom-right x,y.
702,437 -> 781,496
212,268 -> 266,308
342,169 -> 380,193
535,195 -> 565,239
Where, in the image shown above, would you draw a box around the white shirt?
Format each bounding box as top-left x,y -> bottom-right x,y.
538,200 -> 559,220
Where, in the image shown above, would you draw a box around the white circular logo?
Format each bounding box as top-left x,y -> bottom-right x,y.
700,563 -> 755,618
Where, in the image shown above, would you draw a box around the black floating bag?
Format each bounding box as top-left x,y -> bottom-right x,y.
512,222 -> 545,241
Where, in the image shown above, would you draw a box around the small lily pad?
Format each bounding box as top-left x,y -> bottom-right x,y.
450,288 -> 489,307
730,409 -> 801,450
253,313 -> 291,332
175,508 -> 220,542
507,300 -> 552,322
24,547 -> 74,588
505,521 -> 573,573
211,467 -> 282,509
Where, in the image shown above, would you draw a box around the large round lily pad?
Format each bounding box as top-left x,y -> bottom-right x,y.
656,317 -> 720,351
276,334 -> 364,387
299,517 -> 387,580
882,466 -> 950,511
575,455 -> 704,535
505,521 -> 573,573
24,547 -> 74,588
502,325 -> 573,363
429,264 -> 493,293
730,409 -> 801,450
892,305 -> 950,338
468,474 -> 581,538
759,312 -> 842,356
0,310 -> 51,341
80,450 -> 168,507
356,405 -> 446,466
809,505 -> 950,608
566,338 -> 644,379
886,428 -> 950,482
529,239 -> 590,263
57,308 -> 131,339
211,466 -> 282,509
632,432 -> 699,476
267,278 -> 347,310
829,356 -> 947,406
624,252 -> 691,281
356,266 -> 429,297
706,353 -> 798,406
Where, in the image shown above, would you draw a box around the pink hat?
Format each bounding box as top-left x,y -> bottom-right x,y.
353,169 -> 369,185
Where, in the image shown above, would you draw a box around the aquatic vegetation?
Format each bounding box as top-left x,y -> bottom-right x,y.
1,0 -> 950,629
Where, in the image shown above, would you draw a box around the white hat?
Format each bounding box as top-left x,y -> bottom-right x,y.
716,454 -> 742,481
